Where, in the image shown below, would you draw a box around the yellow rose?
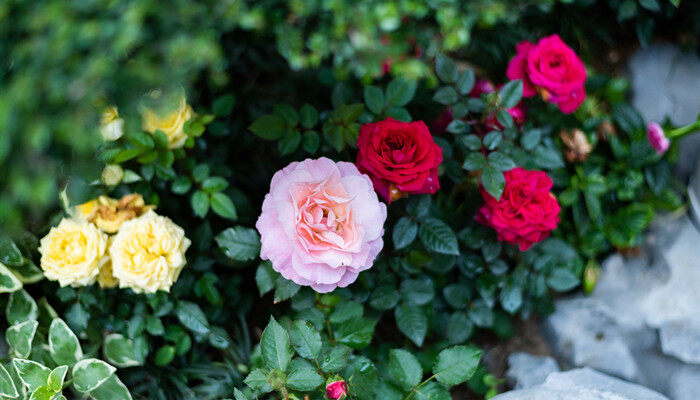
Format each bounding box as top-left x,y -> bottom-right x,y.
97,258 -> 119,289
141,96 -> 194,149
74,194 -> 155,234
101,106 -> 124,141
38,218 -> 108,287
109,210 -> 191,293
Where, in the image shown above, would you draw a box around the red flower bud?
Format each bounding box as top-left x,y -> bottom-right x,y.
326,380 -> 348,399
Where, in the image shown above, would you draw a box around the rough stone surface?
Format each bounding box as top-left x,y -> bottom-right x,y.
506,352 -> 560,389
628,44 -> 700,180
542,298 -> 639,381
669,365 -> 700,400
659,320 -> 700,364
491,368 -> 669,400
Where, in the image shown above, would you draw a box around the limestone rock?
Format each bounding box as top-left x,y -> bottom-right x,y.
505,352 -> 560,389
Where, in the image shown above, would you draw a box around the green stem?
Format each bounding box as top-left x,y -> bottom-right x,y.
404,375 -> 436,400
667,117 -> 700,138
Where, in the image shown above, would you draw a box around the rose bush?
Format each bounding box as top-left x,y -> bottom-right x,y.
0,5 -> 691,400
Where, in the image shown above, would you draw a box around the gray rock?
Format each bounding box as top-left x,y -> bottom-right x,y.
659,320 -> 700,364
491,368 -> 669,400
628,44 -> 700,180
543,298 -> 639,381
669,365 -> 700,400
506,352 -> 560,389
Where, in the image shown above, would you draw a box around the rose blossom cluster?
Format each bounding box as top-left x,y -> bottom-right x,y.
507,34 -> 586,113
39,194 -> 190,293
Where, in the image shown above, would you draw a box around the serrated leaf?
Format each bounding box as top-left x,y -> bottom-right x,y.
394,304 -> 427,346
546,268 -> 580,292
387,349 -> 422,390
462,152 -> 486,171
249,114 -> 286,140
261,317 -> 292,371
456,70 -> 476,95
175,301 -> 210,335
244,369 -> 272,392
533,145 -> 565,169
433,345 -> 481,385
277,130 -> 301,155
289,320 -> 321,361
419,218 -> 459,255
369,285 -> 400,311
48,319 -> 82,366
274,277 -> 300,302
320,345 -> 351,372
500,282 -> 523,313
393,217 -> 418,250
385,79 -> 417,107
487,152 -> 516,171
499,80 -> 523,109
210,192 -> 238,220
215,226 -> 261,262
299,104 -> 319,129
433,86 -> 458,105
334,317 -> 375,349
481,165 -> 505,200
435,54 -> 458,83
286,359 -> 323,391
255,261 -> 276,296
302,131 -> 320,154
190,190 -> 209,218
364,86 -> 385,114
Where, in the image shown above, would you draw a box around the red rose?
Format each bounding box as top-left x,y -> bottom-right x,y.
476,168 -> 560,251
506,34 -> 586,114
326,380 -> 348,399
356,117 -> 442,202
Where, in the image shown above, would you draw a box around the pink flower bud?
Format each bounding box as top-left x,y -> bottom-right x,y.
647,122 -> 669,155
326,380 -> 348,399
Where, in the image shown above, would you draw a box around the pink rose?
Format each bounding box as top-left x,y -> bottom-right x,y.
326,380 -> 348,399
506,34 -> 586,113
647,122 -> 669,155
256,158 -> 387,293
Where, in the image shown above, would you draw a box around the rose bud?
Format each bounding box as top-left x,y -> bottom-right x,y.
326,380 -> 348,400
647,122 -> 669,155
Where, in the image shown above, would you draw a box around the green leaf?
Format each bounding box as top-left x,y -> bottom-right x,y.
387,349 -> 422,390
289,320 -> 322,361
29,386 -> 54,400
500,282 -> 523,313
330,301 -> 363,324
483,131 -> 502,150
201,176 -> 229,192
0,363 -> 19,398
435,54 -> 458,83
278,130 -> 302,155
212,94 -> 236,116
299,104 -> 319,129
176,301 -> 210,335
320,345 -> 351,372
13,359 -> 51,391
244,369 -> 272,393
364,86 -> 385,114
249,114 -> 286,140
154,345 -> 175,366
413,381 -> 451,400
443,284 -> 471,309
152,130 -> 169,149
233,388 -> 249,400
456,70 -> 476,95
487,152 -> 516,171
446,312 -> 473,344
261,317 -> 292,371
546,268 -> 580,292
47,365 -> 68,392
0,262 -> 23,293
88,374 -> 132,400
400,279 -> 435,306
533,145 -> 565,169
274,104 -> 299,126
334,317 -> 376,349
215,226 -> 261,262
369,285 -> 400,311
255,261 -> 276,296
48,319 -> 82,366
433,86 -> 458,105
285,358 -> 323,392
192,164 -> 210,183
72,359 -> 116,392
462,152 -> 486,171
190,190 -> 210,218
274,277 -> 300,302
433,345 -> 482,385
393,217 -> 418,250
0,233 -> 23,266
342,356 -> 378,399
394,304 -> 427,346
385,107 -> 412,122
461,134 -> 482,151
104,334 -> 140,367
129,131 -> 154,149
113,148 -> 142,163
499,80 -> 523,109
210,192 -> 238,220
302,130 -> 320,154
419,218 -> 459,255
6,320 -> 38,358
385,79 -> 417,107
447,119 -> 468,134
7,289 -> 38,325
481,165 -> 505,200
520,128 -> 543,150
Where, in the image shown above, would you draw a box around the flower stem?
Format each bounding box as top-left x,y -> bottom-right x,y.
667,116 -> 700,138
404,375 -> 436,400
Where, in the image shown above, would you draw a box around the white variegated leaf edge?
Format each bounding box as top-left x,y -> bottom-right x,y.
71,359 -> 116,392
